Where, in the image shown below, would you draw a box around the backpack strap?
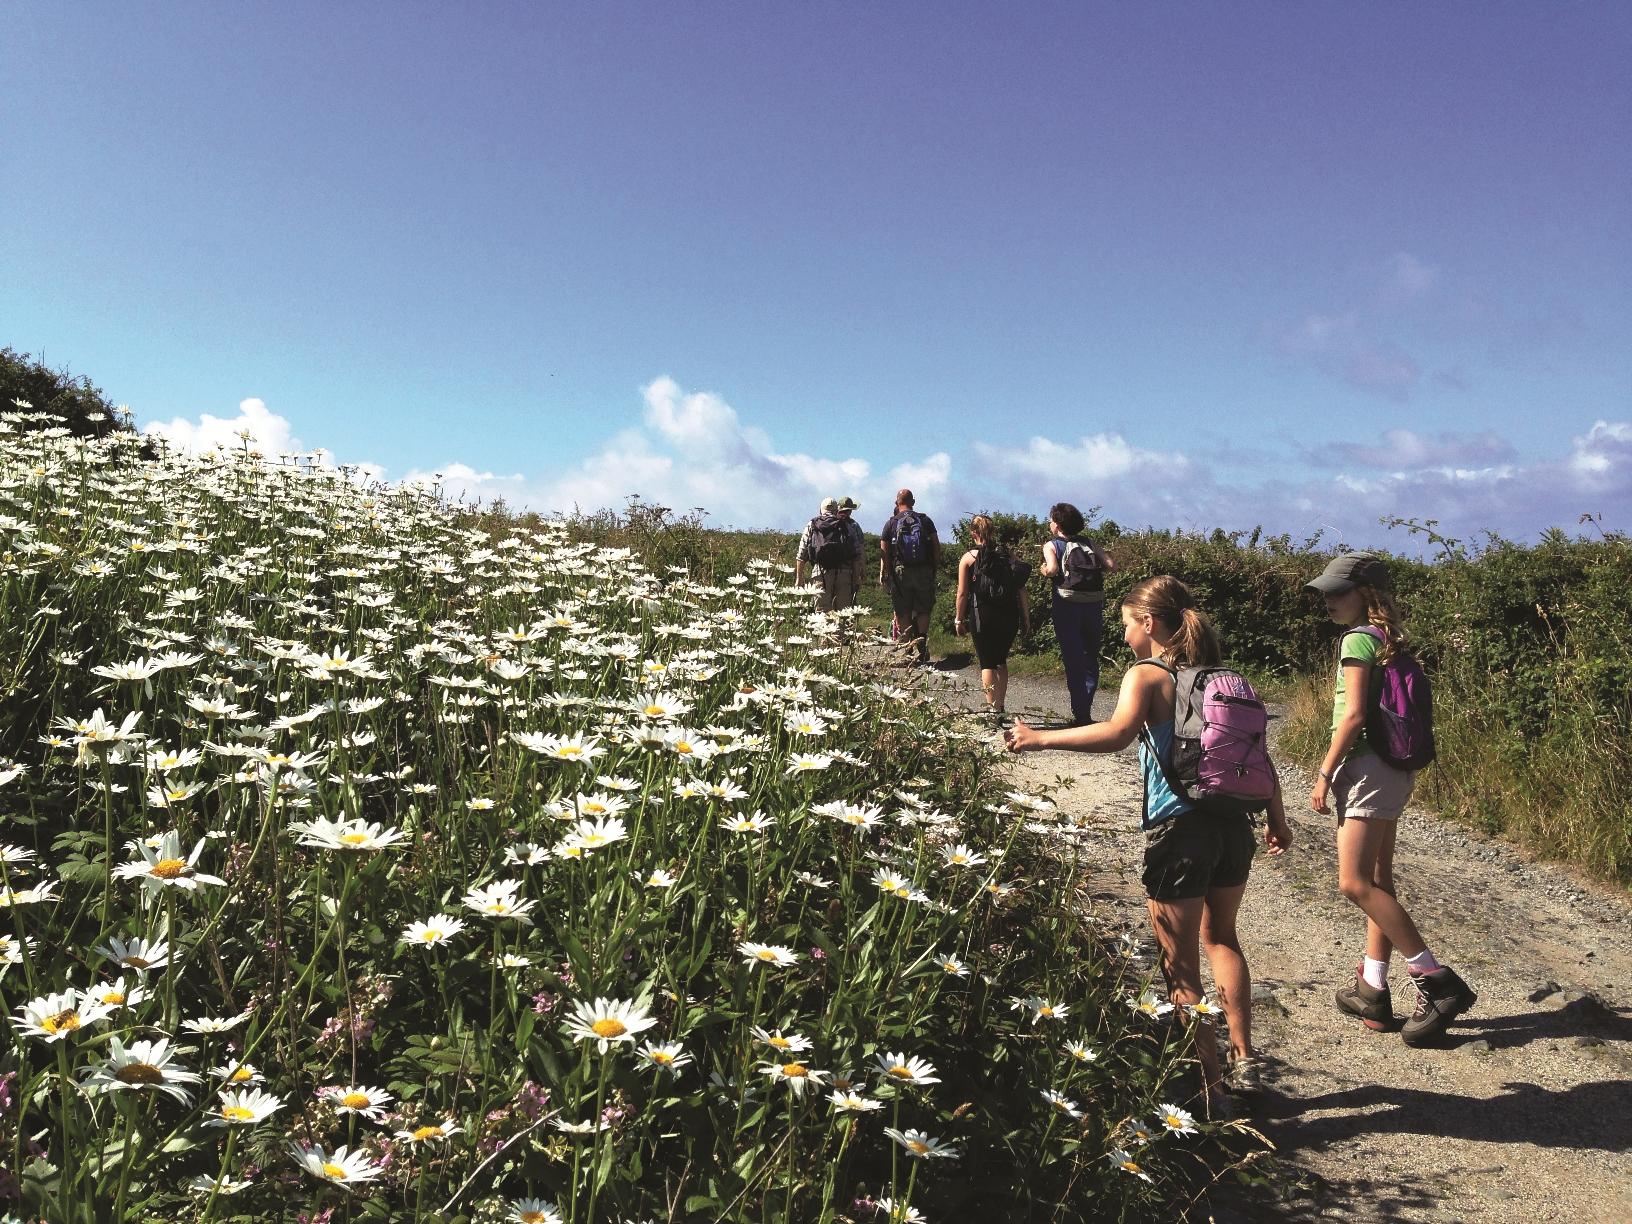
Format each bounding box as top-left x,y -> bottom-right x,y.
1131,657 -> 1177,763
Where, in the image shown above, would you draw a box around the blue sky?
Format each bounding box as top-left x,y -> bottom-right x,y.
4,3 -> 1629,546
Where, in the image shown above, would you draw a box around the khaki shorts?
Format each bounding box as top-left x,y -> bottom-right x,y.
1333,751 -> 1416,822
814,569 -> 857,612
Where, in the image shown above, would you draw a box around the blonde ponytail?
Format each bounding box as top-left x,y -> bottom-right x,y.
1122,575 -> 1223,668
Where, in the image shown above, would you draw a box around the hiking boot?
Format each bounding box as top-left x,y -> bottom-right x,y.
1401,967 -> 1477,1047
1226,1054 -> 1266,1096
1335,968 -> 1394,1031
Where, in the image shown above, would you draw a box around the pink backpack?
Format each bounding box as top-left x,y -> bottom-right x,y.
1139,661 -> 1277,814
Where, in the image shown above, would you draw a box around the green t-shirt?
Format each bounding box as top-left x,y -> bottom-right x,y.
1331,628 -> 1381,756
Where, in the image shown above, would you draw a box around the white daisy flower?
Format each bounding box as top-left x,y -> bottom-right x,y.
563,997 -> 657,1053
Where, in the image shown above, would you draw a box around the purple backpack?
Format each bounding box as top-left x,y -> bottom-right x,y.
1349,626 -> 1437,771
1139,661 -> 1277,815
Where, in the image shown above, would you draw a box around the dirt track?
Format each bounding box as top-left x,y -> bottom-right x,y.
926,659 -> 1632,1223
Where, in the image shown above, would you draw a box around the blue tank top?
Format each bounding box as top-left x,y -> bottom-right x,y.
1139,721 -> 1194,830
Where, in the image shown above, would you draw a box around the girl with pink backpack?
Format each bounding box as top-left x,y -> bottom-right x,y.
1007,575 -> 1292,1111
1306,553 -> 1475,1046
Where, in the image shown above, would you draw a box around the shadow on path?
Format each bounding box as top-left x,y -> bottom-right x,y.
1258,1075 -> 1631,1154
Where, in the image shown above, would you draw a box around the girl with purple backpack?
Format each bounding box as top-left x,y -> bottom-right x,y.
1008,575 -> 1292,1110
1306,553 -> 1475,1046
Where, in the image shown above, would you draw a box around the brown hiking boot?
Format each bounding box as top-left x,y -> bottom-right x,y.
1335,967 -> 1394,1031
1401,967 -> 1477,1047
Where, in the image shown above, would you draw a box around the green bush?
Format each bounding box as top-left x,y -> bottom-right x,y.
1,347 -> 134,439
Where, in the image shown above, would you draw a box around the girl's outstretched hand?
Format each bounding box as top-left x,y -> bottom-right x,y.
1004,718 -> 1039,753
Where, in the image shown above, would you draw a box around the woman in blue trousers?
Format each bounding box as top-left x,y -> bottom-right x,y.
1039,502 -> 1116,725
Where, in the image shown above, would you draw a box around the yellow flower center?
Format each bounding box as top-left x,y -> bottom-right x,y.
149,858 -> 189,879
116,1062 -> 165,1085
42,1009 -> 81,1034
321,1162 -> 349,1179
887,1065 -> 912,1078
339,833 -> 370,845
1121,1161 -> 1140,1173
650,1050 -> 673,1065
411,1125 -> 442,1141
591,1018 -> 627,1039
420,928 -> 444,942
767,1036 -> 790,1049
907,1139 -> 929,1155
674,742 -> 693,754
942,963 -> 959,973
755,949 -> 778,961
581,834 -> 606,847
229,1067 -> 253,1082
644,706 -> 664,717
1039,1006 -> 1054,1017
1166,1114 -> 1183,1127
781,1063 -> 808,1078
101,990 -> 125,1005
520,1213 -> 547,1223
557,746 -> 582,757
340,1092 -> 373,1110
221,1105 -> 255,1122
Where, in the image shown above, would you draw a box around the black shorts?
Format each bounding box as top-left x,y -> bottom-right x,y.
971,612 -> 1019,669
1142,810 -> 1255,902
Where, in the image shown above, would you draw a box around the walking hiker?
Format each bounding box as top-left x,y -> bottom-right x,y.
1006,576 -> 1293,1110
795,496 -> 864,612
1039,502 -> 1115,725
1307,552 -> 1475,1046
954,515 -> 1031,716
880,489 -> 940,665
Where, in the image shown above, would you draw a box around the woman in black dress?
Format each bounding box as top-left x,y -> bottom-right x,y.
955,515 -> 1031,716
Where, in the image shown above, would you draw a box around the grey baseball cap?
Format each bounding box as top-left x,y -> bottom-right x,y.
1306,552 -> 1392,594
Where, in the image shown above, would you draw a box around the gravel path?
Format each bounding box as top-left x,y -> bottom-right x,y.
922,658 -> 1632,1223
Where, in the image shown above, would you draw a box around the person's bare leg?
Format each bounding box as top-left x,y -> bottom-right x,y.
1337,817 -> 1425,957
1146,896 -> 1220,1098
980,667 -> 999,710
1365,819 -> 1399,965
990,664 -> 1008,712
1200,884 -> 1251,1062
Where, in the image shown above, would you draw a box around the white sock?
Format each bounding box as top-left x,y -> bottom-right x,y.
1362,957 -> 1390,990
1405,948 -> 1441,975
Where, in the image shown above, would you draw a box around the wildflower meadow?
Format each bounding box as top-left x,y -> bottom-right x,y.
0,414 -> 1262,1222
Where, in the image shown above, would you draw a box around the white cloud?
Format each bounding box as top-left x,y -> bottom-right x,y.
525,377 -> 950,529
970,419 -> 1632,549
144,397 -> 301,455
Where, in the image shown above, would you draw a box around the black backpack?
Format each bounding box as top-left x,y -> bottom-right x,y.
972,544 -> 1019,604
809,514 -> 856,568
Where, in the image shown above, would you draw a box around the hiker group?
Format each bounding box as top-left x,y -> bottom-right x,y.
795,493 -> 1111,714
794,498 -> 1474,1113
794,488 -> 942,664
